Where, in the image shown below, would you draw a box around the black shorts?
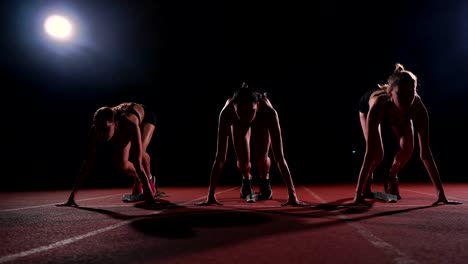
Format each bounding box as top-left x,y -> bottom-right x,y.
142,105 -> 157,125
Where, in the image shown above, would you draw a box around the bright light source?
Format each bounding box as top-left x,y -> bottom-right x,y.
44,15 -> 73,41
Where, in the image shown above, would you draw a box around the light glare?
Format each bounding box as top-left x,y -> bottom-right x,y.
44,15 -> 73,40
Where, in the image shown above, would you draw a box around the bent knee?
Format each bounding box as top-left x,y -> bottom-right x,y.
367,153 -> 384,168
396,148 -> 413,164
116,161 -> 135,174
419,150 -> 432,162
214,157 -> 226,167
256,156 -> 271,167
143,152 -> 150,163
237,161 -> 251,174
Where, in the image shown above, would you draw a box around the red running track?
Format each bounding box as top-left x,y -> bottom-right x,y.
0,183 -> 467,264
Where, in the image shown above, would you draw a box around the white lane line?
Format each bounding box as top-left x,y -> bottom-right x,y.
373,204 -> 442,208
180,187 -> 237,205
0,187 -> 238,213
0,194 -> 122,212
0,187 -> 237,263
218,204 -> 282,209
400,189 -> 468,203
0,221 -> 131,263
301,186 -> 419,264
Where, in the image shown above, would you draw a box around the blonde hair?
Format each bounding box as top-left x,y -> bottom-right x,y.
378,63 -> 418,92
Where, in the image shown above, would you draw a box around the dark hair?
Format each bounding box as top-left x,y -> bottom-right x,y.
378,63 -> 418,91
231,82 -> 260,105
92,106 -> 116,125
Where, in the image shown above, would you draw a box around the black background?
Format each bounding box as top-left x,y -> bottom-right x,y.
1,0 -> 467,191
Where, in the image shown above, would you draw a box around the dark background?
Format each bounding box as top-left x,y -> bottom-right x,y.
1,0 -> 467,191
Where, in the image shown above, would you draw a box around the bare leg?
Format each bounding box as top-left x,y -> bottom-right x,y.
140,123 -> 155,177
359,112 -> 374,196
231,124 -> 254,199
252,123 -> 272,199
353,113 -> 384,205
116,142 -> 155,205
386,121 -> 414,199
130,123 -> 157,196
120,160 -> 155,203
